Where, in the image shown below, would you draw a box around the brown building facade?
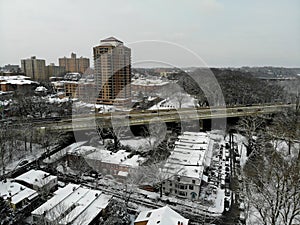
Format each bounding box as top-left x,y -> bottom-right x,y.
21,56 -> 47,81
59,53 -> 90,74
93,37 -> 131,105
45,63 -> 66,78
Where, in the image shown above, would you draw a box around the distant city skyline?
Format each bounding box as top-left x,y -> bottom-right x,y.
0,0 -> 299,67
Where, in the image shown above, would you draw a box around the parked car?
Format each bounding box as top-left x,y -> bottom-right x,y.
239,211 -> 246,222
225,188 -> 231,197
224,198 -> 230,211
17,159 -> 29,167
239,202 -> 245,211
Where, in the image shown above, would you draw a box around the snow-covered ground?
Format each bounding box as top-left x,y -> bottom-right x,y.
232,134 -> 248,166
149,94 -> 197,110
2,143 -> 46,175
73,101 -> 116,113
120,136 -> 157,151
43,141 -> 86,164
208,189 -> 225,213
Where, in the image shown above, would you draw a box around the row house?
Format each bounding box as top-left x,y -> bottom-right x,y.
161,132 -> 212,200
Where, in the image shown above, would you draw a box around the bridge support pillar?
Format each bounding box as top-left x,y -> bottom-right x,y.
199,119 -> 203,131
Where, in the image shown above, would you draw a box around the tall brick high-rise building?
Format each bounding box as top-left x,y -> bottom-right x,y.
93,37 -> 131,105
46,63 -> 66,78
59,53 -> 90,74
21,56 -> 47,81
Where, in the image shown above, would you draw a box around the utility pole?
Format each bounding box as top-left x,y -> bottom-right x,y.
0,103 -> 4,120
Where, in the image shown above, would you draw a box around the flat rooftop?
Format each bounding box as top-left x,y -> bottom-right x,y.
0,179 -> 38,205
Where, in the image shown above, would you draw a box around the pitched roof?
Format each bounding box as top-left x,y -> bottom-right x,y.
101,36 -> 123,43
134,206 -> 189,225
32,183 -> 112,225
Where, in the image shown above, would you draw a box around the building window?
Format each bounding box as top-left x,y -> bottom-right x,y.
192,180 -> 195,184
179,185 -> 187,190
189,185 -> 194,190
179,191 -> 187,196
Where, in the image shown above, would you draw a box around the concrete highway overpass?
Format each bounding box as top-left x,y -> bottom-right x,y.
38,104 -> 295,132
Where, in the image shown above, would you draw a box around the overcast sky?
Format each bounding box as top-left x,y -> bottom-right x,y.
0,0 -> 299,67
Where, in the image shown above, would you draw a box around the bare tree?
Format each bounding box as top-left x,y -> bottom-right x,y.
267,97 -> 300,156
37,128 -> 62,157
140,159 -> 186,198
108,117 -> 131,152
236,115 -> 265,156
34,201 -> 87,225
0,125 -> 9,174
142,120 -> 167,154
243,144 -> 300,225
99,199 -> 130,225
0,123 -> 20,174
121,170 -> 143,207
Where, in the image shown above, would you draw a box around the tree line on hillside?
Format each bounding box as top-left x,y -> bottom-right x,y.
168,68 -> 288,106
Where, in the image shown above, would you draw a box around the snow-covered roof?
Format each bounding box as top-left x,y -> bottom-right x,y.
118,171 -> 129,177
71,193 -> 111,225
32,183 -> 112,224
35,86 -> 47,92
134,205 -> 189,225
68,144 -> 145,167
32,183 -> 80,216
101,36 -> 123,43
52,80 -> 79,85
43,141 -> 87,164
99,37 -> 123,47
0,179 -> 38,205
14,169 -> 57,188
162,132 -> 211,179
69,145 -> 96,156
84,148 -> 145,167
132,77 -> 169,86
73,101 -> 116,111
0,75 -> 30,80
0,75 -> 37,85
